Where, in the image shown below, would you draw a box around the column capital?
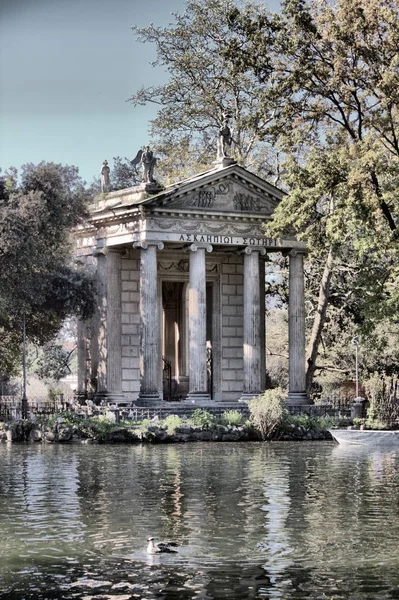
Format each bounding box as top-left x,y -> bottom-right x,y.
133,240 -> 164,251
188,243 -> 213,253
289,248 -> 307,258
244,246 -> 267,256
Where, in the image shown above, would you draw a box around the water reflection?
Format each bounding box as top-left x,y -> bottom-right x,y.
1,442 -> 399,598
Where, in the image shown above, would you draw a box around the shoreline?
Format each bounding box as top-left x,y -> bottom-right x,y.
0,420 -> 334,444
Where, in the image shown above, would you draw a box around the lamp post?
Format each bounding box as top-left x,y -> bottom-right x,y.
352,336 -> 359,398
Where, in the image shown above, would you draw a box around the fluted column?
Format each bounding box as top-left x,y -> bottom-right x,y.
135,241 -> 164,404
240,247 -> 266,401
187,243 -> 213,402
77,318 -> 88,401
287,249 -> 310,405
95,248 -> 123,403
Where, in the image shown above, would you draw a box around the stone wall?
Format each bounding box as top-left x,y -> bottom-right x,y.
220,254 -> 244,401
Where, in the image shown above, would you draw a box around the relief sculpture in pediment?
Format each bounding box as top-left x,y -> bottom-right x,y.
233,193 -> 261,212
183,182 -> 230,209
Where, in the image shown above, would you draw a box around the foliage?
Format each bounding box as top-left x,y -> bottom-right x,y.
225,0 -> 399,393
111,156 -> 141,190
264,307 -> 289,389
220,410 -> 243,427
129,0 -> 276,182
164,414 -> 183,434
249,388 -> 286,440
364,374 -> 399,429
189,409 -> 216,428
0,162 -> 95,378
34,343 -> 75,382
280,412 -> 340,433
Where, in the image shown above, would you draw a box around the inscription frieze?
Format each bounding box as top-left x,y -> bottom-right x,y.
178,233 -> 276,247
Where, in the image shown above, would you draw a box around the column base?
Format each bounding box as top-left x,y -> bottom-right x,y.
136,392 -> 162,406
94,391 -> 126,405
239,392 -> 262,403
286,391 -> 312,406
186,392 -> 211,403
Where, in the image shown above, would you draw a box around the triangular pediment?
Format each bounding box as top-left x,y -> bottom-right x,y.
141,164 -> 284,216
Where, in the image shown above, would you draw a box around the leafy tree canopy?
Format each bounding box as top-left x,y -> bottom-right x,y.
225,0 -> 399,391
128,0 -> 278,182
0,162 -> 95,378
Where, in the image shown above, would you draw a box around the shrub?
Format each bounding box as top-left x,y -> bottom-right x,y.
190,409 -> 216,428
164,414 -> 183,434
364,374 -> 399,429
220,410 -> 243,427
77,415 -> 119,441
249,388 -> 286,440
279,412 -> 339,433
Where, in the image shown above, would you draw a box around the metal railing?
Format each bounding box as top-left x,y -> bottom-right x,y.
0,395 -> 76,421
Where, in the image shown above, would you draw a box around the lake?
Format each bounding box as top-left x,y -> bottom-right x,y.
1,441 -> 399,599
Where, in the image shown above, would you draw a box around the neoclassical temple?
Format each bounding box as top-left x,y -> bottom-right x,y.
75,156 -> 309,406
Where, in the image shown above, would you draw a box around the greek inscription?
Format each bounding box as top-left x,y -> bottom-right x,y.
178,233 -> 276,246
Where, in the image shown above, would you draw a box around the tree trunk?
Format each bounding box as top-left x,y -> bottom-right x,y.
305,247 -> 335,395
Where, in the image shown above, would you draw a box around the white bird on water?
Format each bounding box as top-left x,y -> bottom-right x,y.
147,537 -> 179,554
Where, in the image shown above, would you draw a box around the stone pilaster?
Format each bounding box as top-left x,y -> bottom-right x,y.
187,243 -> 213,402
287,249 -> 310,405
240,247 -> 266,402
134,241 -> 164,405
95,248 -> 124,403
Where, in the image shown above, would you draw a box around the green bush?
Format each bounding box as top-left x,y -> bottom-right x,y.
78,416 -> 119,441
164,414 -> 183,434
190,409 -> 216,428
364,374 -> 399,429
279,412 -> 338,433
249,388 -> 286,440
220,410 -> 243,427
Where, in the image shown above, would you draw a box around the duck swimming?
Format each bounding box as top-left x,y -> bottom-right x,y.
147,537 -> 178,554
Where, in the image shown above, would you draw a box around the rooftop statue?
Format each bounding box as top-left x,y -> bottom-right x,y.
100,159 -> 111,193
131,146 -> 157,184
217,112 -> 233,161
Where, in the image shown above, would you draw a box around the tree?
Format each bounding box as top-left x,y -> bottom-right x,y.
129,0 -> 277,182
0,162 -> 95,379
226,0 -> 399,392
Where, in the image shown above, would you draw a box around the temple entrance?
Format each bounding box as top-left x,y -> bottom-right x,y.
162,280 -> 214,401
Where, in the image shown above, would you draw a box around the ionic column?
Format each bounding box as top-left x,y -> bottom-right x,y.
187,243 -> 213,402
134,241 -> 164,404
95,248 -> 124,403
240,247 -> 266,401
287,249 -> 310,405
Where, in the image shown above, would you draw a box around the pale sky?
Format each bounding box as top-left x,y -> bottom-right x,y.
0,0 -> 277,184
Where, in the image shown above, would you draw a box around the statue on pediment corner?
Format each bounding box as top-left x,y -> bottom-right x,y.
131,146 -> 157,184
100,160 -> 111,193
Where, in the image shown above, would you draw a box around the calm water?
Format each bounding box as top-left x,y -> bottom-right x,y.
1,441 -> 399,599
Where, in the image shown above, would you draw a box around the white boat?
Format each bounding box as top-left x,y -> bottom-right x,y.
329,429 -> 399,446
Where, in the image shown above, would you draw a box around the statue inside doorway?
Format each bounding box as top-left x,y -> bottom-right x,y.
131,146 -> 157,184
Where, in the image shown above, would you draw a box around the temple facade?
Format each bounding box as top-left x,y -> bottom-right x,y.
75,161 -> 309,406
